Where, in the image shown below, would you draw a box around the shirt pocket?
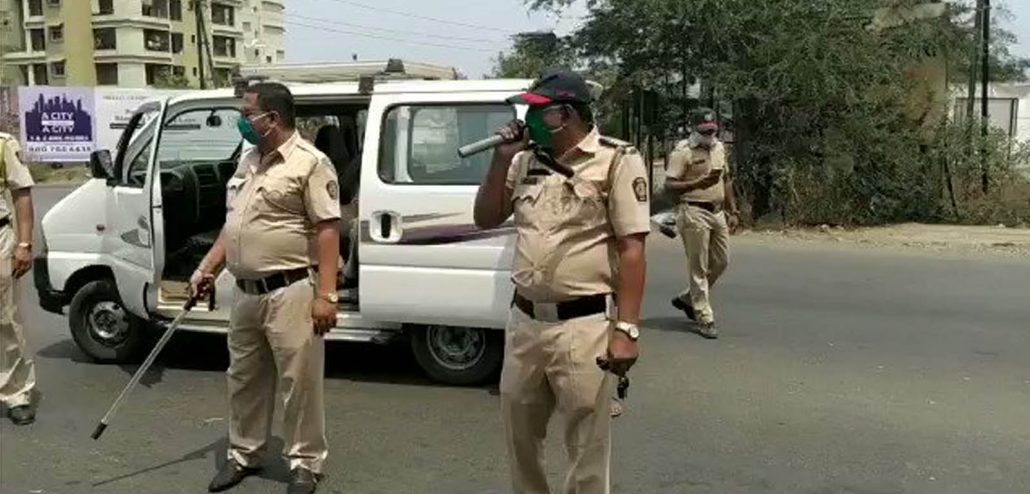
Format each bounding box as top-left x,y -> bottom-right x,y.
226,176 -> 248,211
565,180 -> 606,225
512,182 -> 545,223
257,175 -> 305,215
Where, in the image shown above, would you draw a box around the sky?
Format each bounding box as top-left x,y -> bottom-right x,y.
284,0 -> 1029,79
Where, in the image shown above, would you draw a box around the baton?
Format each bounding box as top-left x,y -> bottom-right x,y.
91,291 -> 212,440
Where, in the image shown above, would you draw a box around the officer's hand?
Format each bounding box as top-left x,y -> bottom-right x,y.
599,330 -> 639,377
494,120 -> 529,162
189,269 -> 215,300
12,244 -> 32,279
727,213 -> 740,234
312,299 -> 335,336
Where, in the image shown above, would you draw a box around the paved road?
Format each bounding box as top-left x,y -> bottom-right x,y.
2,186 -> 1029,494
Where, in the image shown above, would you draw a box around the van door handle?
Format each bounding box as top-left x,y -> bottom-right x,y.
370,210 -> 402,243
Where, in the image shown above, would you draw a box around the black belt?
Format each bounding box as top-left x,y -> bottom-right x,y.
0,216 -> 9,229
687,201 -> 722,213
513,292 -> 609,322
236,267 -> 310,295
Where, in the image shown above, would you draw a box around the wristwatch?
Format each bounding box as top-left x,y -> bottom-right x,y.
321,292 -> 340,304
613,321 -> 640,341
17,242 -> 31,250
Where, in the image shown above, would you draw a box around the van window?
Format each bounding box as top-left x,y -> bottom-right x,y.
156,108 -> 243,170
121,109 -> 160,187
379,104 -> 513,185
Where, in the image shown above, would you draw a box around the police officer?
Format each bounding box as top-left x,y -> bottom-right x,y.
191,83 -> 341,494
0,132 -> 37,426
474,69 -> 650,494
664,108 -> 739,339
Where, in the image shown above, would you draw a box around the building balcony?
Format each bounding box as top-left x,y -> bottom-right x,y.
93,51 -> 174,64
92,15 -> 171,30
2,51 -> 46,63
212,24 -> 243,36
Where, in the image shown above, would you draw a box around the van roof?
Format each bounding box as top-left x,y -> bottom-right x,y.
163,78 -> 537,106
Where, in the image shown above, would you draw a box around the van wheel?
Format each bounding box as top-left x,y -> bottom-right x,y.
411,326 -> 503,386
69,280 -> 148,364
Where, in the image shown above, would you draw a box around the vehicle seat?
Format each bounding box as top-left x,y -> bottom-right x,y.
315,125 -> 351,182
315,124 -> 360,205
186,229 -> 220,252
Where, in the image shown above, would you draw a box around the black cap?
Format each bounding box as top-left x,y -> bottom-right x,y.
507,69 -> 593,107
689,107 -> 719,131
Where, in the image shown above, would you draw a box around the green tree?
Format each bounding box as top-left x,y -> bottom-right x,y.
490,31 -> 576,78
152,71 -> 194,89
516,0 -> 1030,225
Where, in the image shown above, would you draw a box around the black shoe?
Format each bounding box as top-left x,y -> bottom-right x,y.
208,459 -> 260,492
697,321 -> 719,340
671,297 -> 696,321
287,468 -> 322,494
8,405 -> 34,425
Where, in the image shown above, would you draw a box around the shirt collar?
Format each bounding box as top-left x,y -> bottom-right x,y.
253,131 -> 300,169
556,126 -> 601,165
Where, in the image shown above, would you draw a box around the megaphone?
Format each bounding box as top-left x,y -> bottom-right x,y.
457,120 -> 525,159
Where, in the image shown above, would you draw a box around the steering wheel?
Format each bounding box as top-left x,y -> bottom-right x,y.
160,165 -> 200,227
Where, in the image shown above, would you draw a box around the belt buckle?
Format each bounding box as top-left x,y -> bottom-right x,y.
534,302 -> 560,323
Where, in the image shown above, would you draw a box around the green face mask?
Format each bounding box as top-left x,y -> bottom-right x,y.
525,107 -> 562,150
237,113 -> 270,145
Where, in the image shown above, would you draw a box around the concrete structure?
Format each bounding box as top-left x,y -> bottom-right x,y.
0,0 -> 285,88
951,83 -> 1030,144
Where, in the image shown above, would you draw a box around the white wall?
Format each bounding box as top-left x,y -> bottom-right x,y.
118,63 -> 147,87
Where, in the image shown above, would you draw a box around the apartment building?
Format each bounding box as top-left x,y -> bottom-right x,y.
0,0 -> 285,88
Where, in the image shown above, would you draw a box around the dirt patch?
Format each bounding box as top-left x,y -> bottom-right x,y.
740,223 -> 1030,258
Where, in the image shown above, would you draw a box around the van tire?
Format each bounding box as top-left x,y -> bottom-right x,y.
69,280 -> 149,364
411,326 -> 503,386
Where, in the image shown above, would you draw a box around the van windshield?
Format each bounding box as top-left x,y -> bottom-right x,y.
156,108 -> 243,170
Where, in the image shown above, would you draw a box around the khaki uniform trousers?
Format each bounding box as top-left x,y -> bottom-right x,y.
501,305 -> 615,494
226,276 -> 328,474
676,204 -> 730,324
0,226 -> 35,408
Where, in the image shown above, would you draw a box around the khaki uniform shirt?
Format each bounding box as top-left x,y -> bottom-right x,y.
224,132 -> 341,280
0,133 -> 34,221
505,128 -> 651,303
666,137 -> 728,204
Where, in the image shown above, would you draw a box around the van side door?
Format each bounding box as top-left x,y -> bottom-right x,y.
103,100 -> 165,317
360,91 -> 520,329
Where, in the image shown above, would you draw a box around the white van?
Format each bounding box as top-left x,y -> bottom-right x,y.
33,70 -> 540,385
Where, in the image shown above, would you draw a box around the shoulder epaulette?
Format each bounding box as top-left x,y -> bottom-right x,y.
599,136 -> 639,155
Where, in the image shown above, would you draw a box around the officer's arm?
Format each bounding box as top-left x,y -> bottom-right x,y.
609,152 -> 651,325
5,141 -> 35,249
724,175 -> 739,215
473,151 -> 517,229
666,169 -> 722,192
305,159 -> 343,298
12,189 -> 33,246
197,231 -> 227,275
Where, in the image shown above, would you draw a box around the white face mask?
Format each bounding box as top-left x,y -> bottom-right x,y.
690,132 -> 716,149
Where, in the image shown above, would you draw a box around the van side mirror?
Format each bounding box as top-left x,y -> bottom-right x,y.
89,150 -> 115,179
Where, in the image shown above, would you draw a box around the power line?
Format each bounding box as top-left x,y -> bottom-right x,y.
319,0 -> 512,33
284,20 -> 499,52
288,13 -> 510,43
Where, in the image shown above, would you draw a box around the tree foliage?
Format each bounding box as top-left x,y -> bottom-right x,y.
491,32 -> 577,78
500,0 -> 1030,225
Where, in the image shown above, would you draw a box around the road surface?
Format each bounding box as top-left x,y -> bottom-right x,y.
2,185 -> 1028,493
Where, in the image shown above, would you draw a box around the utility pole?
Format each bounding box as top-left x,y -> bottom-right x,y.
980,0 -> 991,193
964,0 -> 982,157
194,0 -> 206,89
